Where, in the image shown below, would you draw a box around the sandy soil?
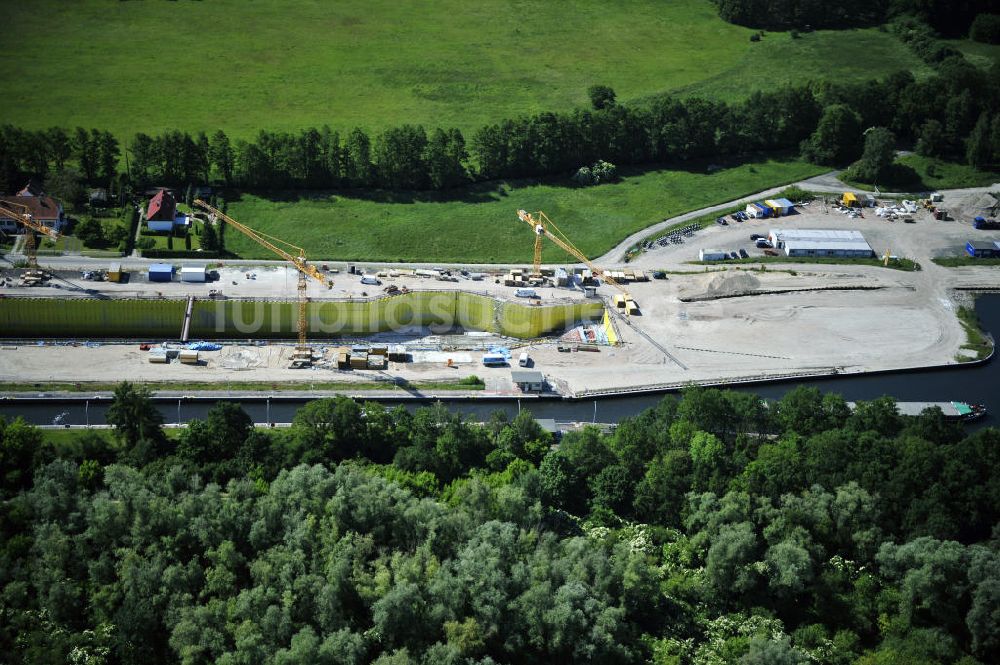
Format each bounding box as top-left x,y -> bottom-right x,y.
2,189 -> 999,395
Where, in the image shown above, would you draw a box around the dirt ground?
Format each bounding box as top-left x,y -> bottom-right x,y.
2,189 -> 999,395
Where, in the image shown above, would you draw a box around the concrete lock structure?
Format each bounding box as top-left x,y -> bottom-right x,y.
0,291 -> 605,340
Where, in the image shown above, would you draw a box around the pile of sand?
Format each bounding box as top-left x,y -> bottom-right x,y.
678,271 -> 761,300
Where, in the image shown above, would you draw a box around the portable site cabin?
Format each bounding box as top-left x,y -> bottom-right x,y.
180,265 -> 206,282
554,268 -> 569,286
511,370 -> 545,393
613,294 -> 627,308
864,194 -> 877,208
747,202 -> 771,218
147,263 -> 173,282
842,192 -> 860,208
965,240 -> 1000,258
107,263 -> 124,283
766,198 -> 795,216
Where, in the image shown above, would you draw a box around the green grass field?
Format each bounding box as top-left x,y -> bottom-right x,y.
947,38 -> 1000,69
0,1 -> 931,139
894,155 -> 1000,190
840,155 -> 1000,192
222,159 -> 824,263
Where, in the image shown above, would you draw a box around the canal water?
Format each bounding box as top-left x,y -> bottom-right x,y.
3,295 -> 998,429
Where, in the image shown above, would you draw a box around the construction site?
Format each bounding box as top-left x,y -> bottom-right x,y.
2,186 -> 999,397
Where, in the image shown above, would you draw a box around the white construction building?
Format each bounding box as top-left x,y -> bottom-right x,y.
767,229 -> 874,258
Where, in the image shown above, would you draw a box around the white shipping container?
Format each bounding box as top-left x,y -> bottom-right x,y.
179,266 -> 206,282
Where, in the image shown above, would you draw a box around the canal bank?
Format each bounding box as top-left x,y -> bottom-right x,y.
2,294 -> 997,430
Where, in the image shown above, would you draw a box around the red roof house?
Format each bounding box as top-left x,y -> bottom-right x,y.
146,189 -> 177,222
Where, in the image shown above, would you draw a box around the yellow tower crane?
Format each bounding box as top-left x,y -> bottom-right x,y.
193,200 -> 332,366
516,209 -> 629,297
0,201 -> 61,271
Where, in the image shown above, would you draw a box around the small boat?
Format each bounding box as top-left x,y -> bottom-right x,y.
951,401 -> 987,422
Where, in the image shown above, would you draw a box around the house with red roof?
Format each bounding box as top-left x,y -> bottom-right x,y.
145,189 -> 189,232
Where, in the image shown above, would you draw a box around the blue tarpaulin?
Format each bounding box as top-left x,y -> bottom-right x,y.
186,341 -> 222,351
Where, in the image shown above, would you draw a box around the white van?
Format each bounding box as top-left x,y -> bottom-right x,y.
518,352 -> 529,367
360,276 -> 380,286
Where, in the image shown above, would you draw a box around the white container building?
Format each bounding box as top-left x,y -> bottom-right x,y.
179,265 -> 206,282
767,229 -> 874,258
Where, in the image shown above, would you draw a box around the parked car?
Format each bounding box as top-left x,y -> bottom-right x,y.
739,248 -> 748,258
750,233 -> 764,240
755,239 -> 772,248
652,271 -> 667,279
729,251 -> 739,259
730,214 -> 740,222
715,217 -> 728,226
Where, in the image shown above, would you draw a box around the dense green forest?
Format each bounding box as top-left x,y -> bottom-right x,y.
2,384 -> 998,664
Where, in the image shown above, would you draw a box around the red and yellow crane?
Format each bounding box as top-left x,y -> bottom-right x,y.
0,201 -> 60,271
194,199 -> 331,365
516,209 -> 628,296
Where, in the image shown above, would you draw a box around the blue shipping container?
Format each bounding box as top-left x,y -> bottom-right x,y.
148,263 -> 173,282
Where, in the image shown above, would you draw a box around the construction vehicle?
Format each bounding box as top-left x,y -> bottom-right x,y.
0,201 -> 61,272
515,209 -> 630,300
193,199 -> 332,367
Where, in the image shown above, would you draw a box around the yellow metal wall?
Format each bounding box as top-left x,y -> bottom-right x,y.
2,292 -> 603,339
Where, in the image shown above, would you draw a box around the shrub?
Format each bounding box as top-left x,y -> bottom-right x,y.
970,14 -> 1000,44
573,160 -> 618,186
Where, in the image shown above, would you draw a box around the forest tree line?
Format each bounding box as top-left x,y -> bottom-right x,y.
2,36 -> 999,199
711,0 -> 994,36
1,384 -> 999,664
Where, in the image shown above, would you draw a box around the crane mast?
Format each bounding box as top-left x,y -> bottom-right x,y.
0,202 -> 60,271
516,209 -> 628,295
193,199 -> 331,365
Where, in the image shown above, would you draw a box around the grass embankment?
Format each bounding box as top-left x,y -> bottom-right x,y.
224,160 -> 823,263
0,2 -> 929,140
956,305 -> 994,362
1,377 -> 486,394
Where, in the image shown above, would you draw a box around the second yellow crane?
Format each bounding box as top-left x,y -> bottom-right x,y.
194,199 -> 332,366
516,209 -> 628,296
